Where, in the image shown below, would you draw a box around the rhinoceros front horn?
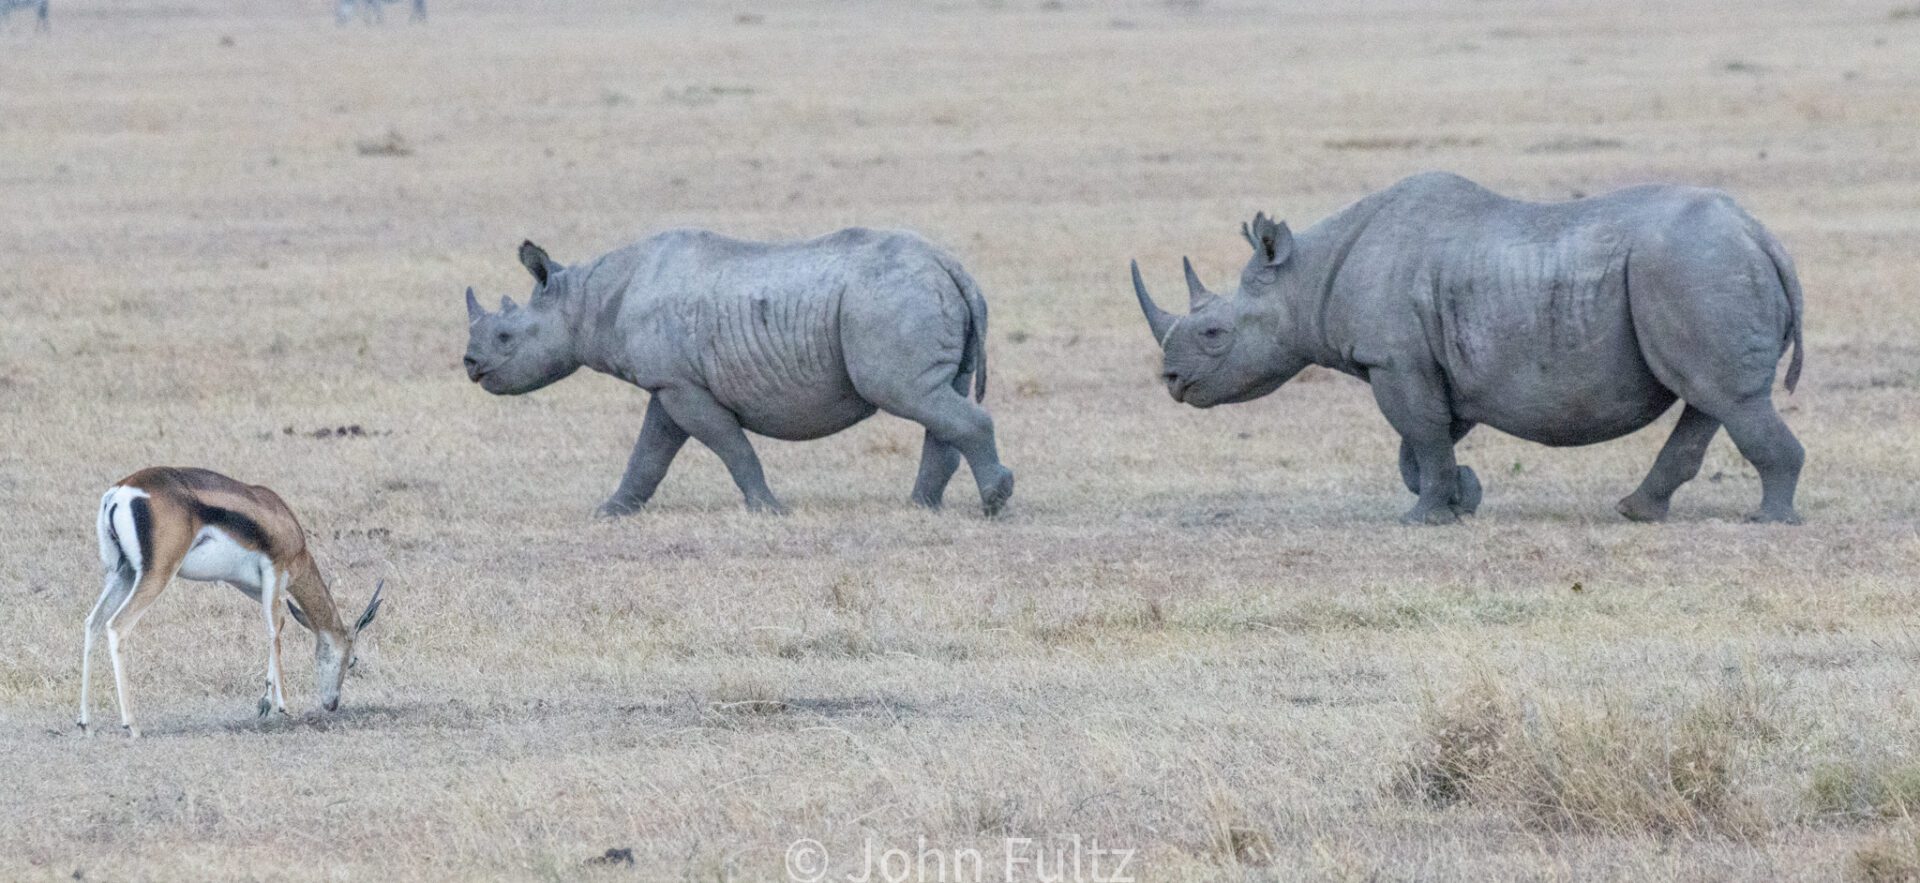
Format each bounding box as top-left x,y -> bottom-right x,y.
1131,260 -> 1178,346
465,287 -> 484,322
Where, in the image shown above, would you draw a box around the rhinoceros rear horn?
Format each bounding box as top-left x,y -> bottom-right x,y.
465,287 -> 484,322
1182,256 -> 1216,311
1131,260 -> 1178,346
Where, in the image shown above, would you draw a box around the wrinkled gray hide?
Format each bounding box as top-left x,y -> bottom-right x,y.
464,228 -> 1013,516
1131,172 -> 1806,525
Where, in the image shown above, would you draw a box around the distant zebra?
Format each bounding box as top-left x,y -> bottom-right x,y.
335,0 -> 423,26
1,0 -> 49,32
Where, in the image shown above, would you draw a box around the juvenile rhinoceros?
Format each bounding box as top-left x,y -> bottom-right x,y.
463,229 -> 1014,516
1130,172 -> 1806,524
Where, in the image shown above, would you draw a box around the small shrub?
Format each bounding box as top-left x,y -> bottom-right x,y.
706,678 -> 790,717
949,792 -> 1021,835
772,625 -> 878,660
1811,761 -> 1920,820
1394,678 -> 1765,837
1393,678 -> 1517,806
1851,826 -> 1920,883
1200,788 -> 1274,866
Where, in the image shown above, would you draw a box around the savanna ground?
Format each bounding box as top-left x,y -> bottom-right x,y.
2,0 -> 1919,879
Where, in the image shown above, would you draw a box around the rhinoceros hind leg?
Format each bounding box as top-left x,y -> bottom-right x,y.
910,369 -> 975,509
875,389 -> 1011,517
910,430 -> 961,509
1617,404 -> 1720,523
1716,397 -> 1804,524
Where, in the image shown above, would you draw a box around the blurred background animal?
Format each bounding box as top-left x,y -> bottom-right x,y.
1,0 -> 49,32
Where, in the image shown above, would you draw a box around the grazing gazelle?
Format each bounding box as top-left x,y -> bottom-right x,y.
81,467 -> 384,738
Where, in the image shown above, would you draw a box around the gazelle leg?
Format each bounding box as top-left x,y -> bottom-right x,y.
104,565 -> 177,739
258,564 -> 288,717
270,604 -> 288,713
79,568 -> 133,735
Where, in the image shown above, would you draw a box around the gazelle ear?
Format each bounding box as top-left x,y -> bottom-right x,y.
354,580 -> 385,634
287,599 -> 312,630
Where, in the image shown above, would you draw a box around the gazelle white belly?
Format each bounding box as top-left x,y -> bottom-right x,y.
177,527 -> 272,591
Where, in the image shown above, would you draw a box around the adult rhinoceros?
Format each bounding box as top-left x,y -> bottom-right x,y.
463,229 -> 1014,516
1130,172 -> 1806,525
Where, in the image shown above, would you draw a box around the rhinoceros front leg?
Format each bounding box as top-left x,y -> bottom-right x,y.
596,396 -> 691,518
1373,370 -> 1470,525
1398,422 -> 1482,515
655,387 -> 788,515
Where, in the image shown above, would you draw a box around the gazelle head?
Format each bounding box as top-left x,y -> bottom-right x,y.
292,580 -> 384,712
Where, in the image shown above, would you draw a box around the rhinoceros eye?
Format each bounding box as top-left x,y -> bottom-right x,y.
497,331 -> 513,344
1202,327 -> 1225,339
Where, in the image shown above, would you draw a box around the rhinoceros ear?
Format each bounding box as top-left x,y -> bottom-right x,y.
1241,212 -> 1294,268
519,240 -> 559,287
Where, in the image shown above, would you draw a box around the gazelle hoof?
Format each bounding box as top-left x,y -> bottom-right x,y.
123,725 -> 141,740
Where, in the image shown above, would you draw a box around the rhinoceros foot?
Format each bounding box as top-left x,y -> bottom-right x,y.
594,498 -> 646,519
979,467 -> 1015,517
1400,503 -> 1462,526
1455,466 -> 1482,515
1743,506 -> 1803,526
1615,493 -> 1670,523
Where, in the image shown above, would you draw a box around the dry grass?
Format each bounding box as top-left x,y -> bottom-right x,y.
3,0 -> 1920,879
1812,760 -> 1920,821
1394,675 -> 1767,837
1853,826 -> 1920,883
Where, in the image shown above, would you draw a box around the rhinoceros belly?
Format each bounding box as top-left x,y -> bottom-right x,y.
696,289 -> 879,441
1434,235 -> 1677,446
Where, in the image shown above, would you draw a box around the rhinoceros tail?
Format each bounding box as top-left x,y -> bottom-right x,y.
940,257 -> 989,402
1755,225 -> 1805,393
